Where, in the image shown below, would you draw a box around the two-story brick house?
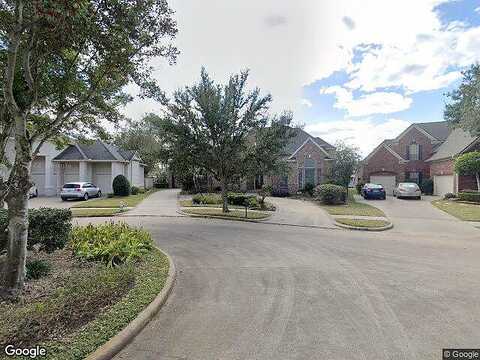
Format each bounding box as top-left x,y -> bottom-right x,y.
360,121 -> 451,195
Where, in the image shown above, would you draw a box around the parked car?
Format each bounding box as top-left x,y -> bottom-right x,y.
28,184 -> 38,198
361,183 -> 386,200
393,182 -> 421,200
60,182 -> 101,201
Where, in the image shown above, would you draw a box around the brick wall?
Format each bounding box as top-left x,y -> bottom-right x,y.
362,146 -> 405,182
430,159 -> 454,176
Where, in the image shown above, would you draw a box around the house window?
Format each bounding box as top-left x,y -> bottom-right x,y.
408,171 -> 422,184
408,143 -> 420,160
298,157 -> 317,188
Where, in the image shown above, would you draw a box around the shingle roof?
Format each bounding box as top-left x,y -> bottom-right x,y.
53,140 -> 138,162
284,127 -> 334,156
426,128 -> 479,162
416,121 -> 451,141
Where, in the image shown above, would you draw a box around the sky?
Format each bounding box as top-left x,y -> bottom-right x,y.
123,0 -> 480,156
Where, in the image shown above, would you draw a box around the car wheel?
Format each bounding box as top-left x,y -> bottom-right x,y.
97,191 -> 102,198
382,195 -> 386,200
417,196 -> 421,200
61,197 -> 67,201
83,193 -> 89,201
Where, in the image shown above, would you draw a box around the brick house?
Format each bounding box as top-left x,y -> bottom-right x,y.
262,128 -> 335,194
360,121 -> 451,195
426,128 -> 480,195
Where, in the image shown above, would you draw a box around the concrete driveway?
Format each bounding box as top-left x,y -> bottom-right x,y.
72,191 -> 480,360
357,195 -> 479,238
28,196 -> 75,209
267,197 -> 334,228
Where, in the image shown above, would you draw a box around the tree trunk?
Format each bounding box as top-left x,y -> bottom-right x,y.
1,133 -> 32,298
476,173 -> 480,192
221,179 -> 229,213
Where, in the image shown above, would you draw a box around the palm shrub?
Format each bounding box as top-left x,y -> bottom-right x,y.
112,175 -> 131,196
314,184 -> 347,205
70,222 -> 153,267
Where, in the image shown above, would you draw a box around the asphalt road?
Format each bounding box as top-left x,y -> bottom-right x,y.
103,191 -> 480,360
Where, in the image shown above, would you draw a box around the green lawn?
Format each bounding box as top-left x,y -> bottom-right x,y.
71,208 -> 121,218
182,208 -> 270,220
179,199 -> 244,209
432,200 -> 480,221
72,190 -> 156,209
336,218 -> 390,228
317,193 -> 385,217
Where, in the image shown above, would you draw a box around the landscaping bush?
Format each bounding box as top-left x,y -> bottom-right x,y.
421,178 -> 434,195
0,208 -> 72,253
227,192 -> 257,206
26,259 -> 51,280
112,174 -> 131,196
131,186 -> 140,195
356,182 -> 365,195
314,184 -> 347,205
107,192 -> 115,198
458,191 -> 480,203
153,172 -> 169,188
444,192 -> 457,200
302,183 -> 315,197
70,222 -> 153,266
192,193 -> 222,205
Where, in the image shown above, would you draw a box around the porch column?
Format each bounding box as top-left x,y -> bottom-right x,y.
79,161 -> 88,182
56,163 -> 64,194
44,156 -> 55,196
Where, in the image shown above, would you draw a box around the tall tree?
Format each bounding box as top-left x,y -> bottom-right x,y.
0,0 -> 177,297
445,64 -> 480,136
329,141 -> 361,196
160,68 -> 291,212
454,151 -> 480,191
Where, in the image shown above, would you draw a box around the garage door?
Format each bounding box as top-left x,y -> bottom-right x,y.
434,175 -> 454,197
93,163 -> 112,193
370,175 -> 396,196
31,157 -> 45,196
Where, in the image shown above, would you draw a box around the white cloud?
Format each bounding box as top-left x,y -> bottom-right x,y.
300,98 -> 313,108
322,86 -> 412,116
305,118 -> 411,156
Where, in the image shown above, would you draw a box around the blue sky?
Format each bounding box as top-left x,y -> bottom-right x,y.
125,0 -> 480,155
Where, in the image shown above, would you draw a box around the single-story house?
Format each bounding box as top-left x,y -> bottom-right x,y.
360,121 -> 452,195
3,139 -> 146,196
261,128 -> 335,194
426,128 -> 480,196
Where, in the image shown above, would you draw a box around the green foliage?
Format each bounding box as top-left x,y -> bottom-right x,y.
356,182 -> 365,195
70,222 -> 153,267
458,191 -> 480,203
455,151 -> 480,176
444,192 -> 457,200
26,260 -> 51,280
302,183 -> 315,197
112,175 -> 131,196
314,184 -> 347,205
0,208 -> 72,253
192,193 -> 222,205
421,178 -> 434,195
227,193 -> 257,206
329,141 -> 362,187
130,186 -> 140,195
257,184 -> 273,208
445,65 -> 480,136
153,172 -> 169,188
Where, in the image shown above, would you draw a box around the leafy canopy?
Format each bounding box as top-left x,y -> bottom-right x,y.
454,151 -> 480,176
329,141 -> 362,187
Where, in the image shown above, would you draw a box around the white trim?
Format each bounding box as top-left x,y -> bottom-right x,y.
288,137 -> 330,159
52,159 -> 128,163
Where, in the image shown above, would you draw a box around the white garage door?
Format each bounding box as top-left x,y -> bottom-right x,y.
434,175 -> 454,197
370,175 -> 396,196
93,163 -> 112,193
31,157 -> 45,196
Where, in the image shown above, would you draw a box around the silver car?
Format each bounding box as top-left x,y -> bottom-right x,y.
393,182 -> 421,200
60,182 -> 101,201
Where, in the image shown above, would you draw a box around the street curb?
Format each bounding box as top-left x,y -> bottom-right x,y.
177,209 -> 273,222
85,250 -> 176,360
334,221 -> 393,231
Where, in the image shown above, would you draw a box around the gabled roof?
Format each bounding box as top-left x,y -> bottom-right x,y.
426,128 -> 480,162
363,139 -> 407,164
284,127 -> 334,158
416,121 -> 451,141
53,140 -> 139,162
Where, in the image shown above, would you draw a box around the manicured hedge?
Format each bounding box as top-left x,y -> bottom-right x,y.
192,193 -> 258,207
0,208 -> 72,253
458,191 -> 480,203
112,175 -> 130,196
314,184 -> 347,205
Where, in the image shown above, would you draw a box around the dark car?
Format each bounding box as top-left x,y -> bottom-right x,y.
361,183 -> 386,200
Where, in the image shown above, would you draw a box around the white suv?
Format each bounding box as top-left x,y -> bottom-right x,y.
60,182 -> 101,201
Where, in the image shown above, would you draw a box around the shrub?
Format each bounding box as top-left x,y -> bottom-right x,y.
302,183 -> 315,197
70,222 -> 153,266
356,182 -> 365,195
192,193 -> 222,205
131,186 -> 139,195
0,208 -> 72,253
107,193 -> 115,198
314,184 -> 347,205
153,172 -> 169,188
227,192 -> 257,206
421,178 -> 434,195
112,175 -> 130,196
458,191 -> 480,203
26,259 -> 51,280
443,192 -> 456,200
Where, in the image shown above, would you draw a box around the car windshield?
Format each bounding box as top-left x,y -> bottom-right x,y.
63,183 -> 80,189
368,184 -> 383,189
400,183 -> 419,189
